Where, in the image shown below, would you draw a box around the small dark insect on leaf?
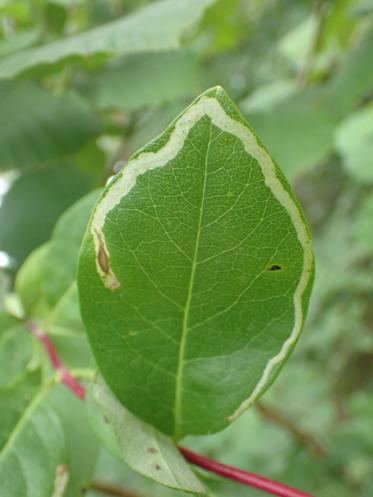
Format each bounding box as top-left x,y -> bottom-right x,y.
269,264 -> 282,271
147,447 -> 158,454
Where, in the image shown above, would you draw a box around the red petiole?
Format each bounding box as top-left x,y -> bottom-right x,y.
27,320 -> 316,497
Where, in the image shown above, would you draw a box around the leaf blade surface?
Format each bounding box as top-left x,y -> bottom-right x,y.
78,86 -> 314,438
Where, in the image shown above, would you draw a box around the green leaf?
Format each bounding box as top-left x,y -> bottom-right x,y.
0,165 -> 93,266
355,195 -> 373,250
78,86 -> 314,438
0,272 -> 10,311
15,191 -> 101,368
245,89 -> 336,177
0,0 -> 215,79
90,377 -> 206,495
83,50 -> 199,111
42,190 -> 102,309
326,28 -> 373,118
240,80 -> 298,113
0,30 -> 38,58
335,106 -> 373,183
0,376 -> 67,497
0,374 -> 98,497
279,15 -> 318,70
47,385 -> 100,496
0,82 -> 100,171
16,190 -> 101,315
49,0 -> 85,6
44,283 -> 94,369
15,244 -> 52,317
0,319 -> 35,388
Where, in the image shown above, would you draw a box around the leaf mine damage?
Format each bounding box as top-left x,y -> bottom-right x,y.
94,228 -> 120,290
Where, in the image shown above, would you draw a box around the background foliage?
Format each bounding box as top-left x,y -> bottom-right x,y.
0,1 -> 372,496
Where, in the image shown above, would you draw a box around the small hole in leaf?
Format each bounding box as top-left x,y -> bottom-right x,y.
269,264 -> 282,271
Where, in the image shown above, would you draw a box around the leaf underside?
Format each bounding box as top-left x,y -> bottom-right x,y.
78,86 -> 314,439
90,377 -> 206,495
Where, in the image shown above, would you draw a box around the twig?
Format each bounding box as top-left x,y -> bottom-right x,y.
179,447 -> 315,497
28,320 -> 317,497
89,480 -> 143,497
256,401 -> 327,457
26,320 -> 86,399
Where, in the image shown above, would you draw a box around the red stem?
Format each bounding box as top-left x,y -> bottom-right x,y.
26,320 -> 86,399
179,447 -> 315,497
27,320 -> 316,497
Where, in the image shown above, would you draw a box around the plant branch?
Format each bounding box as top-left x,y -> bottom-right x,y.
256,401 -> 327,457
28,320 -> 316,497
26,320 -> 86,399
179,447 -> 315,497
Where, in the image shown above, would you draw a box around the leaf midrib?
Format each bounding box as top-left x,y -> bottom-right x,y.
173,119 -> 213,438
0,380 -> 52,464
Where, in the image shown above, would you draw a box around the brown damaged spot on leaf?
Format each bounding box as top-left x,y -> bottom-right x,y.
94,228 -> 120,290
52,464 -> 69,497
97,236 -> 110,275
147,447 -> 158,454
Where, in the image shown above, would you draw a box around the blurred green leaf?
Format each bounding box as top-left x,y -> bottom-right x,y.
246,89 -> 336,177
0,320 -> 35,388
49,0 -> 85,7
326,28 -> 373,117
0,30 -> 39,58
0,0 -> 216,79
0,82 -> 100,171
15,191 -> 101,368
200,0 -> 244,53
42,190 -> 101,308
83,51 -> 200,111
15,244 -> 52,317
0,165 -> 93,266
335,106 -> 373,182
47,385 -> 99,496
355,195 -> 373,249
44,283 -> 94,369
240,80 -> 298,113
279,15 -> 317,70
0,376 -> 66,497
